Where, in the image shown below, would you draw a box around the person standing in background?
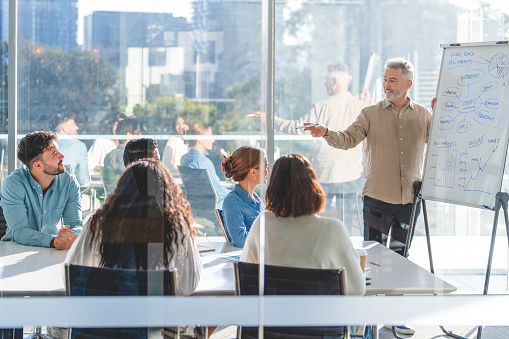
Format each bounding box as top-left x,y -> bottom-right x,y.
162,115 -> 190,176
305,57 -> 431,260
49,113 -> 90,185
254,63 -> 369,218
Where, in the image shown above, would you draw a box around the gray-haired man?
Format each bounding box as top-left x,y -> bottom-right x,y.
306,56 -> 432,337
306,57 -> 432,252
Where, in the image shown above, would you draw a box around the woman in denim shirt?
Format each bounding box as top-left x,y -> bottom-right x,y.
220,146 -> 270,247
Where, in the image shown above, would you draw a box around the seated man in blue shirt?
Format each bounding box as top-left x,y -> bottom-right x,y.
0,131 -> 82,249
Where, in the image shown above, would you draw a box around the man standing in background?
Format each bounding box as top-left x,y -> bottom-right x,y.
305,57 -> 431,254
49,113 -> 90,185
254,63 -> 369,223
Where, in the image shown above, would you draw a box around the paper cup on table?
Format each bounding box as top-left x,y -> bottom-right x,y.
355,249 -> 367,272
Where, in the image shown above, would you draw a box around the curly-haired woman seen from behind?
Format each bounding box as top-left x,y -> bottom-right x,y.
66,159 -> 202,296
221,145 -> 270,247
240,154 -> 365,296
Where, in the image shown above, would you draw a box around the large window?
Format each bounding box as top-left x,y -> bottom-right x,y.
2,0 -> 509,334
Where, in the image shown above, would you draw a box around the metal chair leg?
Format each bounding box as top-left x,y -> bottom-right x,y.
391,326 -> 404,339
24,327 -> 54,339
439,326 -> 467,339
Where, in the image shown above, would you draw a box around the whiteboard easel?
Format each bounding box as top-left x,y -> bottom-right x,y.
418,40 -> 509,339
422,41 -> 509,209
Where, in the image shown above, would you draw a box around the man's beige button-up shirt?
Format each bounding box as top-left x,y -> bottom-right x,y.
323,97 -> 432,205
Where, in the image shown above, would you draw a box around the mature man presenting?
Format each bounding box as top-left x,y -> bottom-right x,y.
255,63 -> 368,213
0,131 -> 82,249
306,57 -> 432,255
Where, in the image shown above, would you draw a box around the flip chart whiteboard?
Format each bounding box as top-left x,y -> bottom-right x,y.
422,41 -> 509,209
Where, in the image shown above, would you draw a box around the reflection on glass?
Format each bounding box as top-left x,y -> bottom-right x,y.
3,0 -> 509,333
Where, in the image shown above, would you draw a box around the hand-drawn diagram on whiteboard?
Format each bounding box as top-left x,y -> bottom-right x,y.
422,43 -> 509,209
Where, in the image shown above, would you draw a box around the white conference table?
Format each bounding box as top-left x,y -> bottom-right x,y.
194,240 -> 457,296
0,240 -> 456,297
0,241 -> 67,296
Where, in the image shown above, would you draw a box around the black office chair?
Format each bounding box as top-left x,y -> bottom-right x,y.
100,165 -> 123,196
65,264 -> 179,339
234,262 -> 348,339
215,209 -> 231,242
178,166 -> 221,236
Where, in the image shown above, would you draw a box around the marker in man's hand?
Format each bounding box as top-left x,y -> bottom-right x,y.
296,123 -> 319,130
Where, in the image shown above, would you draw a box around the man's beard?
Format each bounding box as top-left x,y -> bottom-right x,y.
43,162 -> 65,175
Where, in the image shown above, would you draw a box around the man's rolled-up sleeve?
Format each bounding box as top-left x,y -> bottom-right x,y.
323,110 -> 369,150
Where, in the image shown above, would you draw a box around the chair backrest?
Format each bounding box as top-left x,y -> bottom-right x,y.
65,264 -> 177,338
234,262 -> 347,339
178,166 -> 218,204
178,166 -> 221,236
215,209 -> 231,242
100,165 -> 123,195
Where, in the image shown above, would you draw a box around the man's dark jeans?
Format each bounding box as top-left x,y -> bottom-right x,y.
363,195 -> 421,257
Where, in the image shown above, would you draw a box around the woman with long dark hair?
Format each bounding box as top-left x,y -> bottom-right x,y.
66,159 -> 201,295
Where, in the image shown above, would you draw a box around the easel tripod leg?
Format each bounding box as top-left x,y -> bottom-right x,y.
421,198 -> 466,339
476,192 -> 508,339
476,212 -> 498,339
422,200 -> 434,273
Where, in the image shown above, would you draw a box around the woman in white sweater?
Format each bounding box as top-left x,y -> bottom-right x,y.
240,154 -> 365,296
66,159 -> 202,296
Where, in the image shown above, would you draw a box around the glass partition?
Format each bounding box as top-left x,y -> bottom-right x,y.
272,0 -> 509,300
2,0 -> 509,336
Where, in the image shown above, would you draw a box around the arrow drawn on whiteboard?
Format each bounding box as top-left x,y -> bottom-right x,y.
463,146 -> 497,194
